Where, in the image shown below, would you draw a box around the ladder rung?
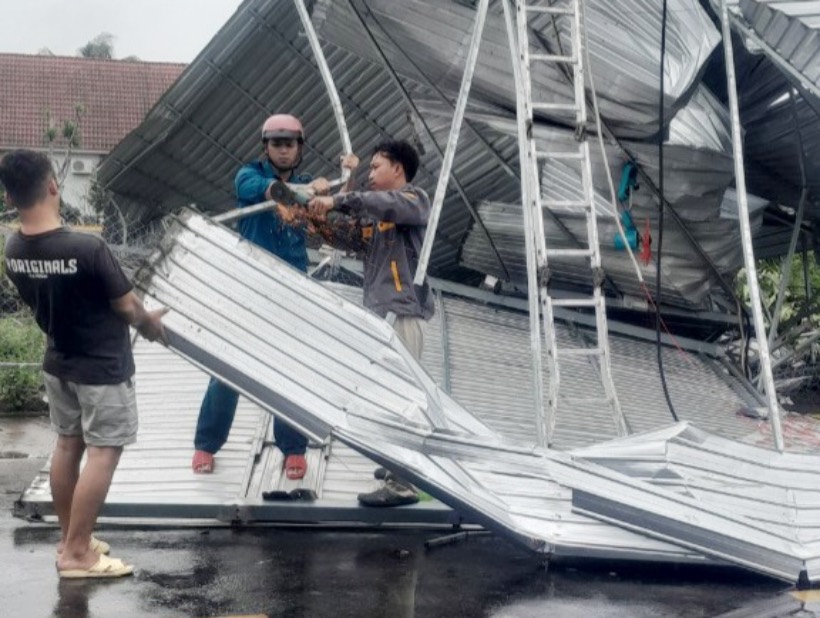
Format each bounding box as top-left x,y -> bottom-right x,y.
531,53 -> 576,64
557,347 -> 603,358
560,396 -> 614,407
526,5 -> 575,16
545,248 -> 593,259
532,102 -> 578,112
550,298 -> 599,308
542,200 -> 589,208
535,150 -> 583,160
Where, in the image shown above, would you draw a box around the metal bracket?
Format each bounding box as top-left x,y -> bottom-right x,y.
538,266 -> 551,288
574,122 -> 587,142
593,267 -> 605,288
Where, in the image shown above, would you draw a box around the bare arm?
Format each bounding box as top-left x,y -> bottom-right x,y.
110,291 -> 169,344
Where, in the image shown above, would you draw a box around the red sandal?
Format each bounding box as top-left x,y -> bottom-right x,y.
284,454 -> 307,480
192,450 -> 215,474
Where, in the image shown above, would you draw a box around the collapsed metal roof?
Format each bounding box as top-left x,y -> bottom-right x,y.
96,0 -> 819,310
725,0 -> 820,256
26,0 -> 818,584
21,210 -> 820,583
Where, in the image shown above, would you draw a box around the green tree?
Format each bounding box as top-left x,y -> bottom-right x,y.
88,177 -> 112,218
78,33 -> 115,59
43,103 -> 93,222
736,253 -> 820,331
44,103 -> 86,190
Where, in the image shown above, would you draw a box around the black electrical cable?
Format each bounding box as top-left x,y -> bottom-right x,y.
656,0 -> 679,423
742,306 -> 752,379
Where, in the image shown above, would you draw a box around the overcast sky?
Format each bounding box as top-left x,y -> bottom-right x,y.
0,0 -> 243,63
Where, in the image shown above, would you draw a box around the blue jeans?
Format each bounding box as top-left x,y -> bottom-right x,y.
194,378 -> 307,456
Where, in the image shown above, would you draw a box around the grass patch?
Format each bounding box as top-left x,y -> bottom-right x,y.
0,314 -> 45,412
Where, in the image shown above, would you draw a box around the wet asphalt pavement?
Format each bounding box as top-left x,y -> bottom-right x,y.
0,417 -> 814,618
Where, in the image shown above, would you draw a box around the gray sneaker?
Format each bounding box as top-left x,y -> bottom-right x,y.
358,479 -> 419,507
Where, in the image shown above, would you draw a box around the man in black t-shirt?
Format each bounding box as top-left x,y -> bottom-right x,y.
0,150 -> 166,579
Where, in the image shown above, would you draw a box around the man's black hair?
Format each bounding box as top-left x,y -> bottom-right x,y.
0,150 -> 54,210
372,140 -> 420,182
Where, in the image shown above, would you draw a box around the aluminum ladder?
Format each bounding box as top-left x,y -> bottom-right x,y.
513,0 -> 628,445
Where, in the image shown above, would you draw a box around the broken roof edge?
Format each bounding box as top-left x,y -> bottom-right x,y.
727,5 -> 820,109
737,0 -> 820,99
97,0 -> 258,190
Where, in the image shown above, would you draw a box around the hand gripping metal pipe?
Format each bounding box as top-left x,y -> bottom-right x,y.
293,0 -> 353,185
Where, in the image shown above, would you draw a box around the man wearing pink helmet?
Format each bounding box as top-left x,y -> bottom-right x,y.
192,113 -> 329,481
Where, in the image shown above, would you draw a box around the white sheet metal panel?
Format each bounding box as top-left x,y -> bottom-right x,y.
131,210 -> 820,581
20,210 -> 820,580
128,210 -> 693,556
723,0 -> 820,218
115,344 -> 266,503
740,0 -> 820,88
575,423 -> 820,543
138,210 -> 560,548
450,86 -> 755,308
314,0 -> 720,138
569,422 -> 820,582
18,337 -> 273,520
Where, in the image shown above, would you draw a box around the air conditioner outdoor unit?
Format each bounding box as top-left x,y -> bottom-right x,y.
71,160 -> 92,175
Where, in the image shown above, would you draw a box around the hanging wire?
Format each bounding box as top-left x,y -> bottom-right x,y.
580,1 -> 699,376
654,0 -> 680,421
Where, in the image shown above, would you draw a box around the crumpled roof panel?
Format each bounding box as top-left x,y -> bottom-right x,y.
741,0 -> 820,87
97,0 -> 814,306
314,0 -> 720,139
120,209 -> 820,583
455,87 -> 749,307
720,0 -> 820,213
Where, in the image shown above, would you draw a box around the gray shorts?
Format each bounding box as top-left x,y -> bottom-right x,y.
43,372 -> 138,447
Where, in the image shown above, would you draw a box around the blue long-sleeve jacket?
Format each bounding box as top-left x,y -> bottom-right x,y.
234,159 -> 312,272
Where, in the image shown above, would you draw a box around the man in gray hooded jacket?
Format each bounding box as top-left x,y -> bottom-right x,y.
308,140 -> 433,506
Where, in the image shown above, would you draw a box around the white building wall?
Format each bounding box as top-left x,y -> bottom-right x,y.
51,151 -> 103,217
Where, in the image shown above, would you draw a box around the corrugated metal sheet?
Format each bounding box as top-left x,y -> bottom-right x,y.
96,0 -> 478,280
569,423 -> 820,582
133,211 -> 820,577
114,344 -> 267,505
94,0 -> 811,308
314,0 -> 720,138
433,86 -> 763,308
459,199 -> 761,309
741,0 -> 820,88
19,210 -> 820,581
722,0 -> 820,212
